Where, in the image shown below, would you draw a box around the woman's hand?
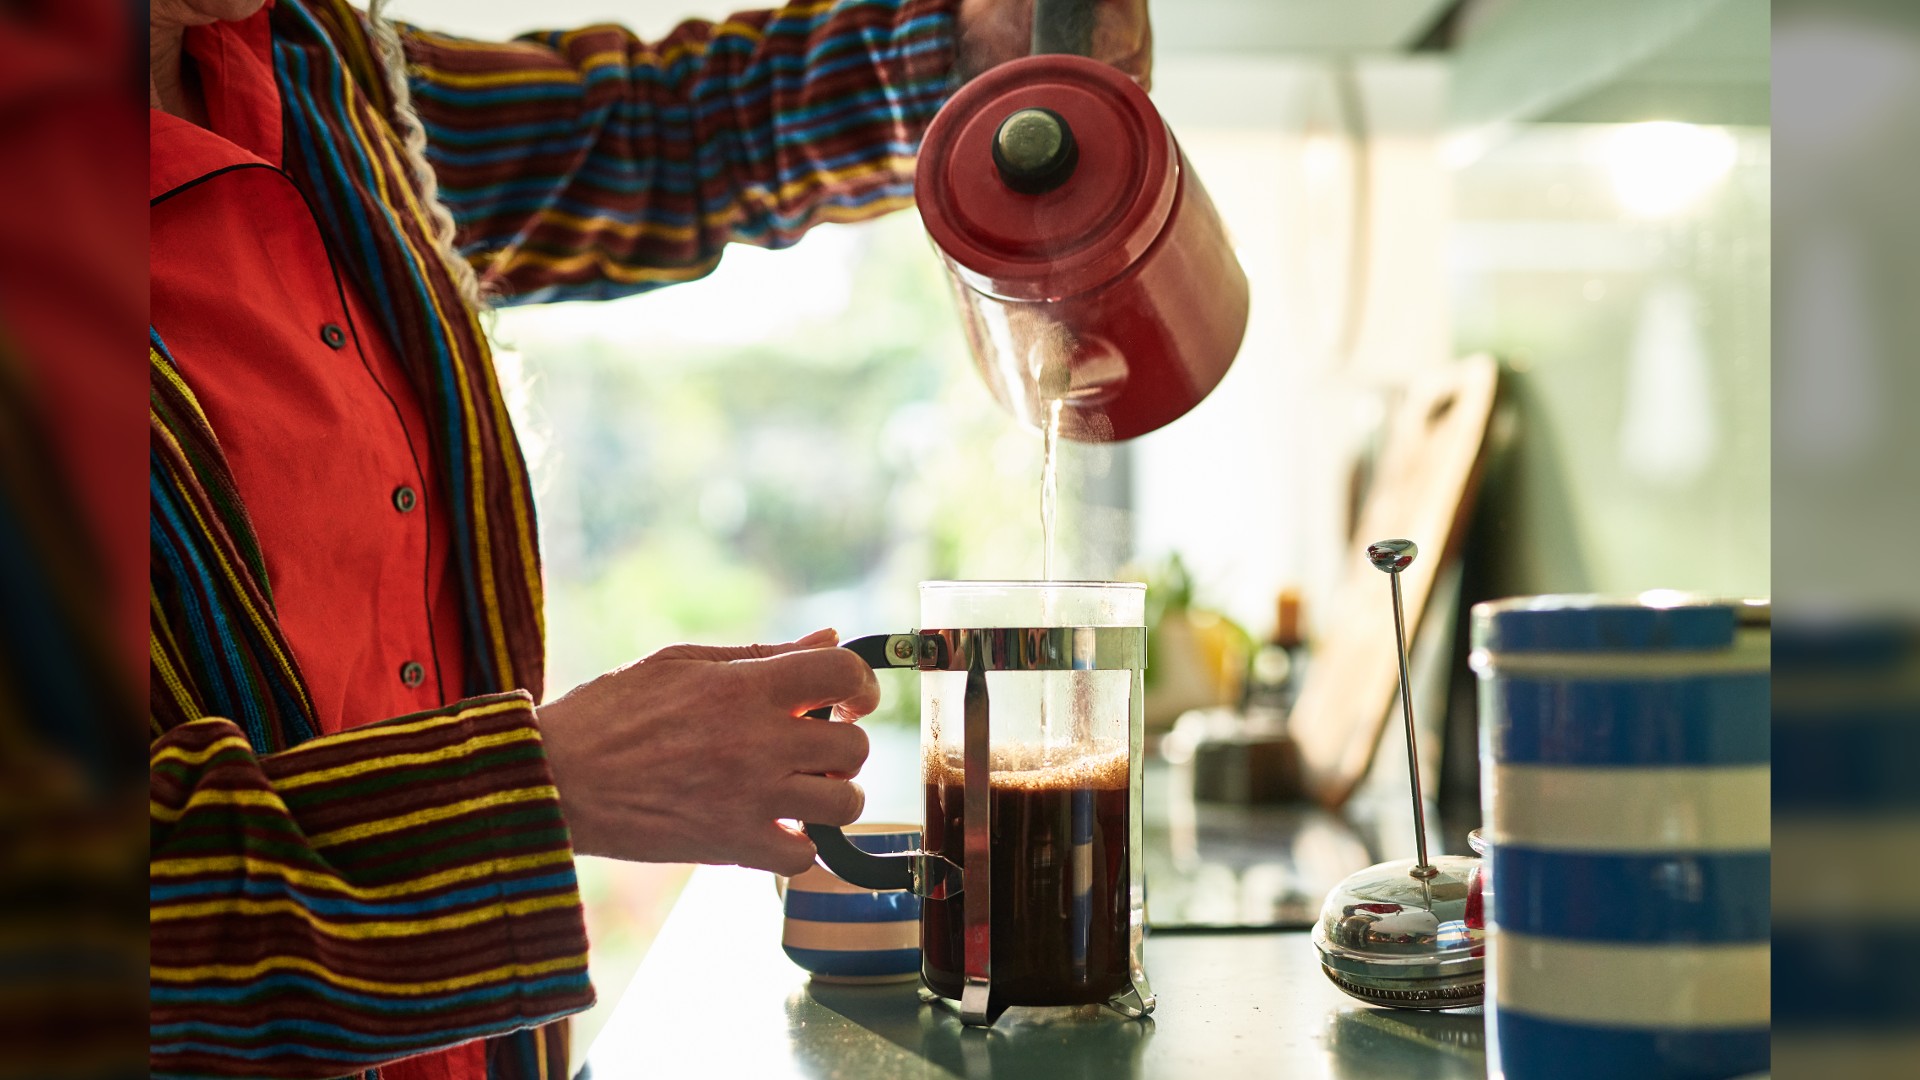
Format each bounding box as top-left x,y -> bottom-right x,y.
957,0 -> 1154,88
537,629 -> 880,876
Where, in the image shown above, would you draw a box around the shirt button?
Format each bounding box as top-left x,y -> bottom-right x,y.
392,485 -> 418,513
320,323 -> 347,349
399,661 -> 426,689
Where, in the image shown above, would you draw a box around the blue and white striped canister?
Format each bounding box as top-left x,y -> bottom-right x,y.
1473,595 -> 1770,1080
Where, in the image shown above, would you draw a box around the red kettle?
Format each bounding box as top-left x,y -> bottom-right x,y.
914,2 -> 1250,443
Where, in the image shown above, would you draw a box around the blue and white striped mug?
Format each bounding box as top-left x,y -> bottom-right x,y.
778,823 -> 921,983
1473,595 -> 1770,1080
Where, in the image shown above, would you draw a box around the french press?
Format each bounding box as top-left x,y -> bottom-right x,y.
806,581 -> 1154,1026
915,0 -> 1250,442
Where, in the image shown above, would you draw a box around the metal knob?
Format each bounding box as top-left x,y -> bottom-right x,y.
993,107 -> 1079,194
1367,539 -> 1417,574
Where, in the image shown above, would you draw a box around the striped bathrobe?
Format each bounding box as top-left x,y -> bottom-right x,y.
148,1 -> 955,1075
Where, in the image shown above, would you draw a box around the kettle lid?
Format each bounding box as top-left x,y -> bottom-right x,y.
916,54 -> 1175,301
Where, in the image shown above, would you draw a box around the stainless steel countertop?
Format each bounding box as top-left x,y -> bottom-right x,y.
585,864 -> 1488,1079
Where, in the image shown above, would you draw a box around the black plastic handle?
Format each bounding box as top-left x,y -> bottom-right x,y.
803,635 -> 918,892
803,822 -> 914,891
1033,0 -> 1096,57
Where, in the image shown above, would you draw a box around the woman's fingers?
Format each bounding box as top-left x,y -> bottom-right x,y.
772,773 -> 866,828
778,715 -> 870,776
537,637 -> 878,870
738,821 -> 819,877
751,646 -> 881,718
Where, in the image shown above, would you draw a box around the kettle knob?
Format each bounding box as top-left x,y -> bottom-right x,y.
993,108 -> 1079,194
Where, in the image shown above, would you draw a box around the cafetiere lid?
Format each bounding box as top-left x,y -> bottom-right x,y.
915,54 -> 1175,301
1311,853 -> 1486,1009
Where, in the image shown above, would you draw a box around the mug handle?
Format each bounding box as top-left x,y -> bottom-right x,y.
803,634 -> 920,893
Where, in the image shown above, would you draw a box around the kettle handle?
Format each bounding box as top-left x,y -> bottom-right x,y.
1033,0 -> 1096,57
802,635 -> 921,893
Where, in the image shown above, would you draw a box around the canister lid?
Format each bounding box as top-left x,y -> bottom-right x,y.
915,54 -> 1175,302
1472,594 -> 1770,654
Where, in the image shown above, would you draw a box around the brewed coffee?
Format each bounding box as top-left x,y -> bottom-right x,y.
920,748 -> 1131,1006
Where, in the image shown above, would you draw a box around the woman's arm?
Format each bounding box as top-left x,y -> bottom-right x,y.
149,697 -> 594,1079
398,0 -> 958,304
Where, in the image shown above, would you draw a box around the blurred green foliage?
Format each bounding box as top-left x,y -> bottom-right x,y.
501,212 -> 1064,727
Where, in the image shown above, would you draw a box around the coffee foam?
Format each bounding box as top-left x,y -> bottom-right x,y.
922,744 -> 1130,791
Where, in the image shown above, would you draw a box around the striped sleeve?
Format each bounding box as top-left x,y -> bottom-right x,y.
399,0 -> 957,303
149,693 -> 593,1079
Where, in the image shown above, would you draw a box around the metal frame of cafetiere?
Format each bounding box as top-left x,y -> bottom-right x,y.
805,618 -> 1154,1027
1311,540 -> 1488,1009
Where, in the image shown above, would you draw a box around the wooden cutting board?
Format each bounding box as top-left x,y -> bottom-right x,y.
1290,355 -> 1500,808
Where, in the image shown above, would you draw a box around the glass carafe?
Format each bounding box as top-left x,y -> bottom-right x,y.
805,581 -> 1153,1026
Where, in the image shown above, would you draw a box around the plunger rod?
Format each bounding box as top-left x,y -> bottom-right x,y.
1367,538 -> 1434,878
1387,572 -> 1433,875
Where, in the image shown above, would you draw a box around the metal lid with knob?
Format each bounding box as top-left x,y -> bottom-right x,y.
1311,539 -> 1487,1010
914,54 -> 1176,302
1312,851 -> 1486,1009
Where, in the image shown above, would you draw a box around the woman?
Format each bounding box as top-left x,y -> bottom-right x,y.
148,1 -> 1149,1077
